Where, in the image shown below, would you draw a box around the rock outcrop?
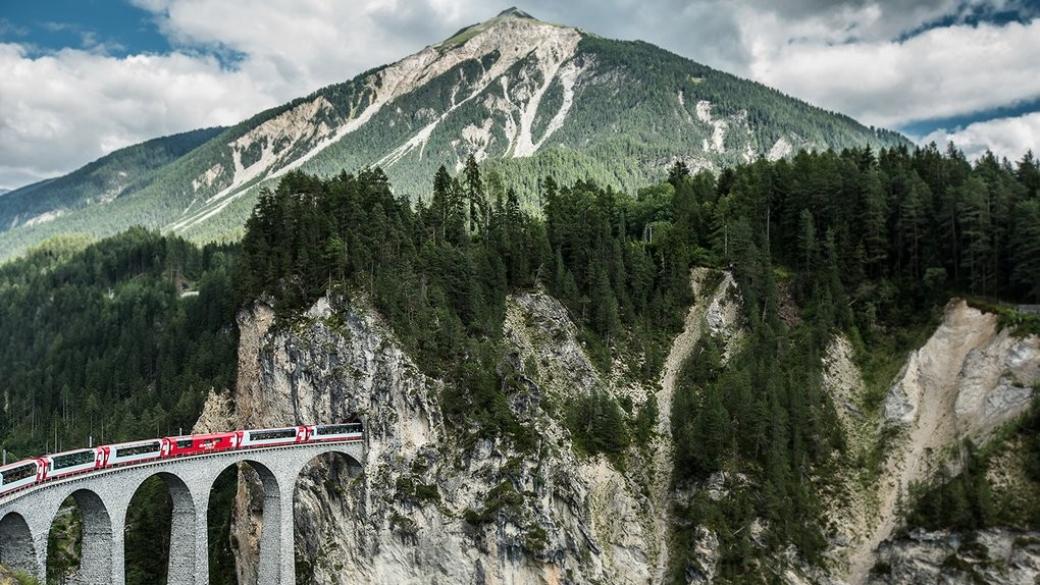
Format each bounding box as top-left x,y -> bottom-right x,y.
882,301 -> 1039,438
842,299 -> 1039,584
227,289 -> 678,584
868,530 -> 1040,585
212,284 -> 1037,585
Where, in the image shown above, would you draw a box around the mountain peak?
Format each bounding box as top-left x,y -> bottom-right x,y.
0,5 -> 910,259
438,6 -> 559,50
496,7 -> 535,20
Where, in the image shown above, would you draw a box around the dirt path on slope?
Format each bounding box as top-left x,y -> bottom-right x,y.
650,267 -> 717,584
845,302 -> 998,584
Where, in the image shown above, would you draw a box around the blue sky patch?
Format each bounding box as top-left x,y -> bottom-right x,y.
0,0 -> 170,55
901,97 -> 1040,139
899,0 -> 1040,41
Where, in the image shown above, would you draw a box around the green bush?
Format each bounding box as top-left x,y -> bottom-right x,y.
565,391 -> 630,457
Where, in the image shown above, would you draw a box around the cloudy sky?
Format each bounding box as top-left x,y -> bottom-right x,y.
1,0 -> 1038,191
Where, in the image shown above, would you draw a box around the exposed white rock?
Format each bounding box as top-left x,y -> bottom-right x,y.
822,335 -> 866,429
219,95 -> 336,205
191,163 -> 224,193
743,140 -> 756,163
530,59 -> 585,152
190,390 -> 235,434
97,185 -> 124,204
768,137 -> 793,161
846,299 -> 1039,584
819,334 -> 877,580
954,329 -> 1040,438
22,209 -> 65,227
170,95 -> 339,231
685,527 -> 720,585
456,118 -> 495,167
695,100 -> 728,154
882,301 -> 1000,427
511,53 -> 584,158
651,268 -> 742,583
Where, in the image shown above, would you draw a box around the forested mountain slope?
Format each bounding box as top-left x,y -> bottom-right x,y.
0,230 -> 239,584
0,127 -> 222,235
222,144 -> 1038,583
3,143 -> 1038,584
0,230 -> 237,456
0,7 -> 907,261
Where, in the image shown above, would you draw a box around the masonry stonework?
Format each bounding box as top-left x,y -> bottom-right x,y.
0,442 -> 363,585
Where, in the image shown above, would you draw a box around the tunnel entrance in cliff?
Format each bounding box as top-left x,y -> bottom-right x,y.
293,452 -> 364,583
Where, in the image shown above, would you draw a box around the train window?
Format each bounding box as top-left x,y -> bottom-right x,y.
315,423 -> 362,435
51,450 -> 94,469
116,442 -> 160,457
177,439 -> 193,449
249,429 -> 296,441
1,463 -> 36,483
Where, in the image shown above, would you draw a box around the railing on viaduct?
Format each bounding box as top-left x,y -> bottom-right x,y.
0,439 -> 364,585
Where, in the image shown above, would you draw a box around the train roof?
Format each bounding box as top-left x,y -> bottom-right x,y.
0,458 -> 39,472
104,438 -> 162,447
43,447 -> 96,458
166,431 -> 237,440
247,425 -> 299,431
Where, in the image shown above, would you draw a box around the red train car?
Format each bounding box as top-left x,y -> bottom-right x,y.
161,432 -> 237,458
1,421 -> 364,500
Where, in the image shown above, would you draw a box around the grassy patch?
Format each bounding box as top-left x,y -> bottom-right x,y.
463,481 -> 525,526
852,321 -> 935,416
966,298 -> 1040,337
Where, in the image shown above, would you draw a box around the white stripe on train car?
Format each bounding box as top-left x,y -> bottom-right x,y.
0,460 -> 40,495
44,449 -> 99,479
309,424 -> 364,442
239,427 -> 300,448
106,440 -> 164,466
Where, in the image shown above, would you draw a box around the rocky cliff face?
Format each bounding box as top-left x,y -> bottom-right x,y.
215,266 -> 746,585
867,529 -> 1040,585
223,289 -> 670,584
209,285 -> 1037,585
834,299 -> 1040,585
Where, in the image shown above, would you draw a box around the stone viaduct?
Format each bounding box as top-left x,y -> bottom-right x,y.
0,441 -> 364,585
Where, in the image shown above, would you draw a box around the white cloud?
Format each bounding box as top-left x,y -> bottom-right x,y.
0,43 -> 276,190
132,0 -> 479,100
746,17 -> 1040,129
1,0 -> 1038,189
923,112 -> 1040,160
0,0 -> 485,189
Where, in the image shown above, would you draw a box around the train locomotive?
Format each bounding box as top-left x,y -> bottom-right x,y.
0,422 -> 362,497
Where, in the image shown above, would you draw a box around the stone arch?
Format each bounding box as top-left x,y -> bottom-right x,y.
47,488 -> 113,585
209,459 -> 285,585
291,449 -> 364,583
124,471 -> 198,584
0,511 -> 37,575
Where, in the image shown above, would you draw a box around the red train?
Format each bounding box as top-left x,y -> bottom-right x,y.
0,423 -> 362,497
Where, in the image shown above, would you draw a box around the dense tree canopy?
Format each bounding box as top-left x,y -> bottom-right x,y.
0,229 -> 237,456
